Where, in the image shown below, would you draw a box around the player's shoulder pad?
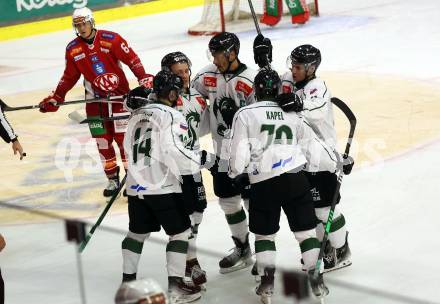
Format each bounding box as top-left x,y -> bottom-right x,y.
99,30 -> 119,41
66,37 -> 81,51
304,77 -> 329,98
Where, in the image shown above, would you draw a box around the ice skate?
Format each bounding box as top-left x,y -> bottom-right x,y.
251,261 -> 261,282
308,269 -> 329,298
103,177 -> 120,197
185,258 -> 207,291
168,276 -> 201,304
323,232 -> 352,273
255,267 -> 275,304
219,234 -> 253,274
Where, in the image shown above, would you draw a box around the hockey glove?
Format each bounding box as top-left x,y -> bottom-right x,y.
232,173 -> 250,192
124,86 -> 152,111
342,155 -> 354,175
139,74 -> 154,89
253,34 -> 273,68
39,94 -> 63,113
200,150 -> 217,172
276,92 -> 303,113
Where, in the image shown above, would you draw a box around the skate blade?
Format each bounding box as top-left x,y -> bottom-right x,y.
169,292 -> 201,304
323,260 -> 352,273
219,258 -> 253,274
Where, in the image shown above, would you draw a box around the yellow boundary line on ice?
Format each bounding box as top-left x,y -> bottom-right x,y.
0,0 -> 204,42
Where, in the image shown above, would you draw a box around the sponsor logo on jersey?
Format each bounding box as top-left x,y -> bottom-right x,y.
70,47 -> 82,56
100,47 -> 110,53
235,80 -> 253,97
93,73 -> 119,91
130,184 -> 147,192
272,156 -> 293,169
101,32 -> 115,40
73,53 -> 85,61
282,85 -> 292,93
66,40 -> 78,50
196,96 -> 207,109
99,41 -> 112,48
16,0 -> 87,13
204,76 -> 217,87
91,55 -> 99,62
310,88 -> 318,95
93,62 -> 106,75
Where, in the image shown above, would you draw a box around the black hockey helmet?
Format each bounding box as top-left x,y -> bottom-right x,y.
289,44 -> 321,69
209,32 -> 240,55
254,69 -> 281,100
124,86 -> 152,111
161,51 -> 192,72
153,70 -> 183,99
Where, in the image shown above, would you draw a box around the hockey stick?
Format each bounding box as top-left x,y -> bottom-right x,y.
78,174 -> 127,253
0,95 -> 125,112
313,97 -> 357,279
68,110 -> 130,124
247,0 -> 262,35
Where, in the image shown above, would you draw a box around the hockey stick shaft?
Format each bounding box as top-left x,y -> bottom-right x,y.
78,174 -> 127,253
313,97 -> 357,278
0,95 -> 124,112
247,0 -> 262,35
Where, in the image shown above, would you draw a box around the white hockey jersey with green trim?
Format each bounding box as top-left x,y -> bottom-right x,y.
124,102 -> 200,196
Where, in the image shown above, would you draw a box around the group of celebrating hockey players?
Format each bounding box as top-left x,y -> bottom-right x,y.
0,6 -> 354,304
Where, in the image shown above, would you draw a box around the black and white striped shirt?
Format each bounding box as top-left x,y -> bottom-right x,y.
0,105 -> 17,143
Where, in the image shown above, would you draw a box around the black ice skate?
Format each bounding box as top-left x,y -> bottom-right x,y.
308,269 -> 329,298
185,258 -> 207,290
219,234 -> 253,274
168,276 -> 201,304
103,176 -> 120,197
323,232 -> 352,273
255,267 -> 275,304
251,261 -> 261,282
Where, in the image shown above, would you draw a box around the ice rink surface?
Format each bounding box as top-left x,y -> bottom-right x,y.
1,0 -> 440,303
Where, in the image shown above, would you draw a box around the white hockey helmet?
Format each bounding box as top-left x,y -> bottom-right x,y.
72,7 -> 95,31
114,278 -> 168,304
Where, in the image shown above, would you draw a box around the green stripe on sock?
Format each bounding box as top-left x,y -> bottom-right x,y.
255,240 -> 276,253
122,237 -> 143,254
166,240 -> 188,254
226,208 -> 246,225
300,238 -> 320,253
329,215 -> 346,233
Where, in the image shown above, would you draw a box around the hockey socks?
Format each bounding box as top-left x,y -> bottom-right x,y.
122,231 -> 149,279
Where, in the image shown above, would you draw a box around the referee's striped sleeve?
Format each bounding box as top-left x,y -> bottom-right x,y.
0,108 -> 17,143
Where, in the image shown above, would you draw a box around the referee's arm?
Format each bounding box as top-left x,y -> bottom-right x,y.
1,102 -> 25,159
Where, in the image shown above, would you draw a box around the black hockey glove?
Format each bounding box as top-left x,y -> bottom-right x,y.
124,86 -> 152,111
342,155 -> 354,175
253,34 -> 273,68
276,93 -> 303,113
200,150 -> 218,172
232,173 -> 250,192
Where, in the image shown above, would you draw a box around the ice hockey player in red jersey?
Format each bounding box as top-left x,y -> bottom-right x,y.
38,7 -> 153,197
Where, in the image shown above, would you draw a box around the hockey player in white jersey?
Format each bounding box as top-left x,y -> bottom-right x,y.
161,51 -> 210,288
279,45 -> 353,273
192,32 -> 257,274
121,70 -> 202,303
229,69 -> 334,300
